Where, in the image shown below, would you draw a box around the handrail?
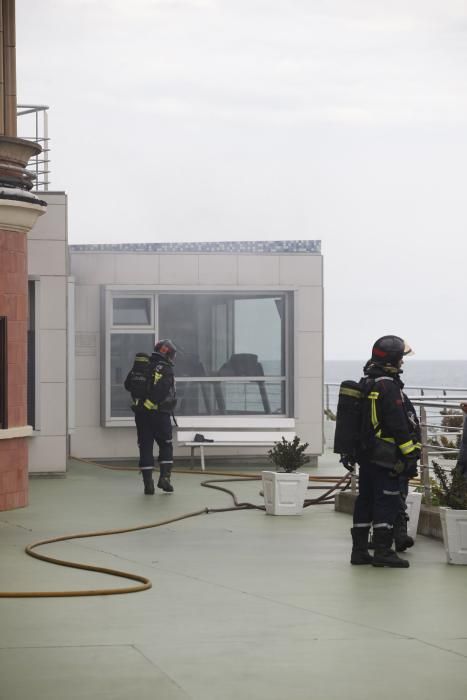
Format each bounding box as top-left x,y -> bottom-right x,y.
16,104 -> 50,191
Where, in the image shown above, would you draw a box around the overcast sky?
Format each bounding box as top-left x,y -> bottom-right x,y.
15,0 -> 467,360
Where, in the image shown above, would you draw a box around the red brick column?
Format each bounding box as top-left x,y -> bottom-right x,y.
0,227 -> 28,510
0,137 -> 46,511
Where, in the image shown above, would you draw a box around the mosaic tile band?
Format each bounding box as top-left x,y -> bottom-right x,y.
69,240 -> 321,254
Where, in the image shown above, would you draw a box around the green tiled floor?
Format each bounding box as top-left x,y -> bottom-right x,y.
1,456 -> 466,700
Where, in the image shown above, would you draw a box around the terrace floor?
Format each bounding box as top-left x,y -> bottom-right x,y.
1,453 -> 466,700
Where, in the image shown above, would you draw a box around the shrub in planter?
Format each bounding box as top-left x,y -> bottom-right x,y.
267,436 -> 310,473
432,460 -> 467,565
262,437 -> 310,515
431,461 -> 467,510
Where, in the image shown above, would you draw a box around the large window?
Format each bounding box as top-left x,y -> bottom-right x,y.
0,316 -> 7,429
106,291 -> 292,422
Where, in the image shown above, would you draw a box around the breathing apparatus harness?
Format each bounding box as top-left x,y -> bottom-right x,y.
334,362 -> 420,474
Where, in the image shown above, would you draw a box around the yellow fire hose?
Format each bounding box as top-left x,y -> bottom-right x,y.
0,460 -> 351,599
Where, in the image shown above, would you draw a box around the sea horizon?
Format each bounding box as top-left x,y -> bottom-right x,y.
325,359 -> 467,389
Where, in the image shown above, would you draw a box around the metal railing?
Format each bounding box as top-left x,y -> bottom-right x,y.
16,104 -> 50,191
324,382 -> 467,504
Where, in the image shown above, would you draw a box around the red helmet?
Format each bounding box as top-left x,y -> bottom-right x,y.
154,339 -> 177,365
371,336 -> 414,367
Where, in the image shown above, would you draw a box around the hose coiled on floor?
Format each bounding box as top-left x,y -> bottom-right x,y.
0,462 -> 350,598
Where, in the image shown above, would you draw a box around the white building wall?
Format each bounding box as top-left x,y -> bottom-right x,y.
69,245 -> 323,461
27,192 -> 68,473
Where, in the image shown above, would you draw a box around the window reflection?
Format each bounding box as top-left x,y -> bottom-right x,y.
110,333 -> 154,417
113,298 -> 151,326
109,292 -> 289,418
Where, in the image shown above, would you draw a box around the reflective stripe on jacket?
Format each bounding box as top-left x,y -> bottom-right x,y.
366,375 -> 421,457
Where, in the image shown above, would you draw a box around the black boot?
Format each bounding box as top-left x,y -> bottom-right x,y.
372,528 -> 409,568
393,513 -> 414,552
157,464 -> 174,493
141,469 -> 155,495
350,527 -> 373,565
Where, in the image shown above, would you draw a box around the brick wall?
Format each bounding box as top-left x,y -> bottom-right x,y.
0,437 -> 28,509
0,228 -> 28,510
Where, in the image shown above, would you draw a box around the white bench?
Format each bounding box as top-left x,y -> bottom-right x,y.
177,431 -> 296,471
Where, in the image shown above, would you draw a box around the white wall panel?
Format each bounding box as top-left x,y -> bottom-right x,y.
28,201 -> 66,240
159,255 -> 198,284
296,286 -> 323,332
38,276 -> 67,329
75,379 -> 101,427
296,331 -> 323,379
294,421 -> 324,454
71,253 -> 116,284
295,377 -> 323,423
279,254 -> 322,286
75,353 -> 100,381
28,436 -> 68,473
198,255 -> 237,284
238,255 -> 280,285
74,284 -> 100,332
37,382 -> 67,435
114,254 -> 160,284
28,240 -> 67,276
39,330 -> 67,382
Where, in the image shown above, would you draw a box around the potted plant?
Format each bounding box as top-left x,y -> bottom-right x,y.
262,436 -> 310,515
405,491 -> 422,541
432,460 -> 467,565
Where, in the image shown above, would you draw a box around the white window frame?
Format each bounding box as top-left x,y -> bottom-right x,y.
103,286 -> 294,427
111,293 -> 154,329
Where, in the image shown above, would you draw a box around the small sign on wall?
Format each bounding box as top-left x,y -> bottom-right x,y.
75,332 -> 97,357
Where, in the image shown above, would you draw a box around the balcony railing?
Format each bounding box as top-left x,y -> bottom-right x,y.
16,104 -> 50,191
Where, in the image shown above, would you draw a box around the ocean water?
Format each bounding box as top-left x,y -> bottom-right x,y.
325,360 -> 467,389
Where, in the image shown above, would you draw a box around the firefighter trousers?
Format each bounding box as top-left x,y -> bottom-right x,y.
134,410 -> 173,470
353,461 -> 401,530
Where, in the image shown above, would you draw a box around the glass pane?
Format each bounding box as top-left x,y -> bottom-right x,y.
159,294 -> 285,379
113,298 -> 151,326
234,297 -> 284,376
175,380 -> 285,416
110,333 -> 154,417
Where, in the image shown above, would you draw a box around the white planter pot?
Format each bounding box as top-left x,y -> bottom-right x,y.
261,471 -> 309,515
406,491 -> 422,540
439,507 -> 467,565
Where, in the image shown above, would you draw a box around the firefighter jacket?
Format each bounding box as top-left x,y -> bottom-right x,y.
362,364 -> 421,460
143,356 -> 176,414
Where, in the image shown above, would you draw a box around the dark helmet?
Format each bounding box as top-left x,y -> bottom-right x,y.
371,336 -> 414,367
154,339 -> 177,365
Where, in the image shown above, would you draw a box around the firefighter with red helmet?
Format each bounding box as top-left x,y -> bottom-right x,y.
350,335 -> 421,568
125,339 -> 177,495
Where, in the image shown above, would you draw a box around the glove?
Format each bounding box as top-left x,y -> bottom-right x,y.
391,456 -> 418,478
340,454 -> 356,472
402,456 -> 419,478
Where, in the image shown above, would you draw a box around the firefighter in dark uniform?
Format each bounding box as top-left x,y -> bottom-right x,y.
125,340 -> 177,495
350,336 -> 421,568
